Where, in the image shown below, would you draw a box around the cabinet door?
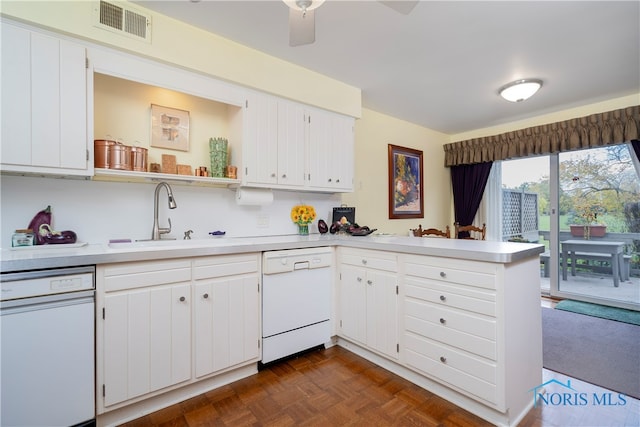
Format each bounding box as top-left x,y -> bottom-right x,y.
330,114 -> 355,191
307,108 -> 354,191
194,274 -> 260,378
339,264 -> 367,344
102,283 -> 190,407
244,93 -> 278,185
1,23 -> 30,166
1,23 -> 88,173
307,108 -> 332,189
277,100 -> 305,187
366,269 -> 398,359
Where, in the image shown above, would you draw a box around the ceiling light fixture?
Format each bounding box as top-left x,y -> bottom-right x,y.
499,79 -> 543,103
283,0 -> 325,17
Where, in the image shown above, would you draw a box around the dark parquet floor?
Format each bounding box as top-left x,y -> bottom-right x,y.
120,345 -> 492,427
120,344 -> 640,427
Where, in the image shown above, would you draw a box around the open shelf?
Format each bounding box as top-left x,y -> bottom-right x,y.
93,168 -> 241,187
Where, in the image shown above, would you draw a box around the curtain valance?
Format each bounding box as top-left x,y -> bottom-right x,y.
443,105 -> 640,166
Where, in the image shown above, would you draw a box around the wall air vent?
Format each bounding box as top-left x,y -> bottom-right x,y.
93,1 -> 151,43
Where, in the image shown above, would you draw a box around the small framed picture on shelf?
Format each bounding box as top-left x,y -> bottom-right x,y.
150,104 -> 190,151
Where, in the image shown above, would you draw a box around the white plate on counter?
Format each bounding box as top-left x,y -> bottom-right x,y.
9,242 -> 88,251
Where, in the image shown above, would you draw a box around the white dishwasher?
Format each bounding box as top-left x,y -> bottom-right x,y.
1,266 -> 95,427
261,247 -> 332,364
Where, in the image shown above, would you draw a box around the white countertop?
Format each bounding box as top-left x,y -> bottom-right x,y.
0,234 -> 544,272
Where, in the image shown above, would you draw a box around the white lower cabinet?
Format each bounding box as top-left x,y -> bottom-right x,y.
403,255 -> 499,406
97,253 -> 260,414
338,248 -> 398,360
95,247 -> 540,426
99,260 -> 192,408
193,254 -> 260,378
399,253 -> 542,425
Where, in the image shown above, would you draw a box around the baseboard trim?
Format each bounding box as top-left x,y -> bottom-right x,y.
336,338 -> 532,427
96,364 -> 257,427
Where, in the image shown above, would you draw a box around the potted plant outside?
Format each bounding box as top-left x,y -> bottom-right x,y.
569,202 -> 606,239
569,224 -> 607,238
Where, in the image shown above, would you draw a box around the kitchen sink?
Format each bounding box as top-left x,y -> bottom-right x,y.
107,238 -> 253,251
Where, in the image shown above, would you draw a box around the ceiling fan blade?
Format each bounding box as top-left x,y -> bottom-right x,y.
379,1 -> 419,15
289,8 -> 316,47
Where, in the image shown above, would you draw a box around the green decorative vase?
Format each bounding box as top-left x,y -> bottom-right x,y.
298,224 -> 309,235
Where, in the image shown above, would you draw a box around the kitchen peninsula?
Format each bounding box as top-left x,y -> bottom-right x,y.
1,235 -> 544,427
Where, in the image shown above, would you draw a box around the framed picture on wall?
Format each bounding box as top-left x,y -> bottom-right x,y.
150,104 -> 190,151
388,144 -> 424,219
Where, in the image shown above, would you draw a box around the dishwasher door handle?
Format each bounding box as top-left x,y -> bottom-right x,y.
293,261 -> 310,270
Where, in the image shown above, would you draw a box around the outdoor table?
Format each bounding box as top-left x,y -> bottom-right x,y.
561,240 -> 626,287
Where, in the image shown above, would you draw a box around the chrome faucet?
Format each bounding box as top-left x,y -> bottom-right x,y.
151,182 -> 177,240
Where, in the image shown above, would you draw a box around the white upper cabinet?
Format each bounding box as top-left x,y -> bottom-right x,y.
1,21 -> 89,175
277,100 -> 306,187
307,108 -> 354,192
243,92 -> 305,189
243,94 -> 278,186
244,92 -> 354,192
0,19 -> 354,191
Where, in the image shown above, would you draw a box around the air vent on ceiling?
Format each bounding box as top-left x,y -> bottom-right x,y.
93,0 -> 151,43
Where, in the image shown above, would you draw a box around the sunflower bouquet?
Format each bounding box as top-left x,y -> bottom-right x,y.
290,204 -> 316,225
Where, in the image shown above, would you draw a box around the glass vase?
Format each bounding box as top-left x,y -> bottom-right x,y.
298,224 -> 309,235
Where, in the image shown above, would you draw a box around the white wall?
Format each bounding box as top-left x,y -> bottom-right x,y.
0,175 -> 340,246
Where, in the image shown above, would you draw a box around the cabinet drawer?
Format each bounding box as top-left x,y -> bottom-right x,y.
404,333 -> 497,405
405,299 -> 496,360
193,253 -> 259,280
404,256 -> 496,290
405,276 -> 496,317
339,248 -> 397,272
101,259 -> 191,292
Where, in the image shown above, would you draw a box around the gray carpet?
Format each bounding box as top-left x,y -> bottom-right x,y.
542,307 -> 640,400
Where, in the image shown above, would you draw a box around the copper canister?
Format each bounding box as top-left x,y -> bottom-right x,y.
108,142 -> 132,170
94,139 -> 116,169
130,147 -> 148,172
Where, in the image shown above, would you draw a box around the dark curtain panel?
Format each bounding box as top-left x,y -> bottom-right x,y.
451,162 -> 493,238
633,139 -> 640,158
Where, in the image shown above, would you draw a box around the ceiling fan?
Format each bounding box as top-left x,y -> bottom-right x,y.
284,0 -> 419,46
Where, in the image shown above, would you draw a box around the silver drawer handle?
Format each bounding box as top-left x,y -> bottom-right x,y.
179,296 -> 186,302
367,280 -> 373,285
282,174 -> 287,178
357,277 -> 363,282
439,271 -> 446,278
362,259 -> 367,265
203,293 -> 209,299
440,356 -> 447,363
439,295 -> 446,302
439,318 -> 446,324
